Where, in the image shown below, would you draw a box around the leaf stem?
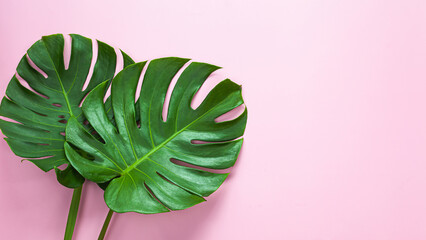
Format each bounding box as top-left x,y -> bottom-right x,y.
64,185 -> 83,240
98,209 -> 114,240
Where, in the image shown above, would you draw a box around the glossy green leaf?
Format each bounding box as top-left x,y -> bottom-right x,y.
65,58 -> 247,213
0,34 -> 134,188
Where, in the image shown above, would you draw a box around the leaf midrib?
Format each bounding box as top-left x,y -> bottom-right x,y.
121,103 -> 219,175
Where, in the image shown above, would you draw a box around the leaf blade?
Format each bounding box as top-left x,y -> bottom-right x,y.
66,58 -> 247,212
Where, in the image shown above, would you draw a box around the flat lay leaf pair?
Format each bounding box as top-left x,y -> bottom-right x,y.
0,33 -> 135,239
0,33 -> 247,238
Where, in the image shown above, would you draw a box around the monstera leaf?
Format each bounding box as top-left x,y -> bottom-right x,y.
65,58 -> 247,213
0,34 -> 134,188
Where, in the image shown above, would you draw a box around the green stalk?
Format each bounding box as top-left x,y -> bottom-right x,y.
64,185 -> 83,240
98,209 -> 114,240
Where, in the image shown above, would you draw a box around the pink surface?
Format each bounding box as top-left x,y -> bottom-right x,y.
1,0 -> 426,239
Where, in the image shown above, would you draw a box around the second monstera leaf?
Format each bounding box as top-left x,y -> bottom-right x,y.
65,57 -> 247,213
0,34 -> 134,188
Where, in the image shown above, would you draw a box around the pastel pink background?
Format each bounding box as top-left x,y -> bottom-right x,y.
1,0 -> 426,239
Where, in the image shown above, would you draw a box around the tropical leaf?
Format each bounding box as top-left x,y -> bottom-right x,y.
0,34 -> 134,188
65,58 -> 247,213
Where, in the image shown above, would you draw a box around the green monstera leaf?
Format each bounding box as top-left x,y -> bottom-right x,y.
0,33 -> 134,188
65,57 -> 247,213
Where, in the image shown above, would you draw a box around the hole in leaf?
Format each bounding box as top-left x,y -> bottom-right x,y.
24,155 -> 55,165
58,115 -> 65,119
215,104 -> 246,123
103,84 -> 111,104
132,61 -> 150,125
143,182 -> 170,211
156,171 -> 184,189
67,142 -> 97,160
0,116 -> 21,124
63,34 -> 72,70
156,172 -> 174,184
52,103 -> 62,107
190,69 -> 224,110
156,171 -> 200,196
135,60 -> 150,102
26,55 -> 48,78
81,38 -> 97,91
101,45 -> 126,104
56,164 -> 68,171
90,130 -> 106,144
15,72 -> 49,99
34,111 -> 47,117
170,158 -> 230,174
58,119 -> 67,124
37,143 -> 49,146
114,47 -> 124,77
79,91 -> 90,108
59,132 -> 65,136
162,61 -> 192,122
190,137 -> 242,145
191,140 -> 208,144
83,120 -> 89,125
